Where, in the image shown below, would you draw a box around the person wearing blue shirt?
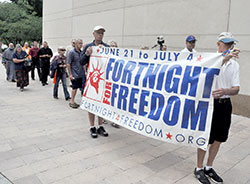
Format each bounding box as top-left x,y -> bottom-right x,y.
12,44 -> 29,92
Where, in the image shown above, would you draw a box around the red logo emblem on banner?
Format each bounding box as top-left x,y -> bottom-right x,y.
84,62 -> 104,96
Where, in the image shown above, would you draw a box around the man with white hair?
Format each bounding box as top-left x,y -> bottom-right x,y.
194,32 -> 240,184
81,25 -> 109,138
2,43 -> 15,82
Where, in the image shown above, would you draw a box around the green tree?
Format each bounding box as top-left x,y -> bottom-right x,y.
10,0 -> 42,17
0,1 -> 42,45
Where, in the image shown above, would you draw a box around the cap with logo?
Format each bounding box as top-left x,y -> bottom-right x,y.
186,35 -> 197,42
218,32 -> 238,44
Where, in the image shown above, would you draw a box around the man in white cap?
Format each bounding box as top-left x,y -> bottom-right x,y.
194,32 -> 240,184
81,25 -> 109,138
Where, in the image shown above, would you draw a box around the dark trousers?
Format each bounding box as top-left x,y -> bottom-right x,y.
31,57 -> 41,80
40,61 -> 50,84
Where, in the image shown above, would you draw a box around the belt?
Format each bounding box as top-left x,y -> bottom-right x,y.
215,98 -> 230,103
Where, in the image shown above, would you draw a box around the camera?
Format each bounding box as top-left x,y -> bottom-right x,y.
152,36 -> 165,50
157,36 -> 165,46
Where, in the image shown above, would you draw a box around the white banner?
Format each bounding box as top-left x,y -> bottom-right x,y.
81,47 -> 222,150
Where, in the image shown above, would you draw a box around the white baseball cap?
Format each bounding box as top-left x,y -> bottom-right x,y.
218,32 -> 238,43
93,25 -> 105,32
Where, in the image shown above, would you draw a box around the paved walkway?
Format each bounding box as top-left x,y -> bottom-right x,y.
0,65 -> 250,184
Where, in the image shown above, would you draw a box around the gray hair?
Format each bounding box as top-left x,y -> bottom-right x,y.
16,44 -> 22,49
108,40 -> 118,47
75,39 -> 83,44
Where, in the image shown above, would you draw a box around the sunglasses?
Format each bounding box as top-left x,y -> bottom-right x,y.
188,41 -> 196,44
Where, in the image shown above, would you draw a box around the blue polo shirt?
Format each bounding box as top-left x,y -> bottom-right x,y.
67,48 -> 84,79
12,51 -> 28,70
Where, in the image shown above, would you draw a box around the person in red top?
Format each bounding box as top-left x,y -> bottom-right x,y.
29,41 -> 40,80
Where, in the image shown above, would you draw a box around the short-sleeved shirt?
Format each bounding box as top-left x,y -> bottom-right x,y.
12,51 -> 28,70
180,47 -> 197,53
67,48 -> 84,79
29,47 -> 40,58
216,59 -> 240,99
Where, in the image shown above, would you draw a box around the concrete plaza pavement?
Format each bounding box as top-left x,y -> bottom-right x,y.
0,65 -> 250,184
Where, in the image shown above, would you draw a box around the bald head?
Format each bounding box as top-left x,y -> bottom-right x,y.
9,43 -> 14,49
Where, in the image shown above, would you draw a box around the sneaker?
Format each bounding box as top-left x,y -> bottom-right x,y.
194,168 -> 211,184
97,126 -> 109,137
54,96 -> 59,99
204,168 -> 223,183
90,127 -> 98,138
20,88 -> 24,92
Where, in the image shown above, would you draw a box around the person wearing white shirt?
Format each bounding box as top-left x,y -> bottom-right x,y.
194,32 -> 240,184
181,35 -> 197,53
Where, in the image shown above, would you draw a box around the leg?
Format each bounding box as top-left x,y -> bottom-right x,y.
98,116 -> 103,126
31,59 -> 35,80
53,76 -> 60,97
15,70 -> 21,87
44,62 -> 50,84
194,148 -> 210,184
69,79 -> 80,108
6,61 -> 11,81
10,61 -> 16,80
89,112 -> 98,138
70,89 -> 77,104
206,141 -> 221,166
61,73 -> 70,99
203,141 -> 223,183
40,65 -> 45,84
24,70 -> 29,87
20,70 -> 25,89
36,60 -> 41,81
88,112 -> 95,126
197,148 -> 206,168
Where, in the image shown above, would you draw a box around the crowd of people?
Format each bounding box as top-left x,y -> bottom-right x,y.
0,26 -> 241,184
